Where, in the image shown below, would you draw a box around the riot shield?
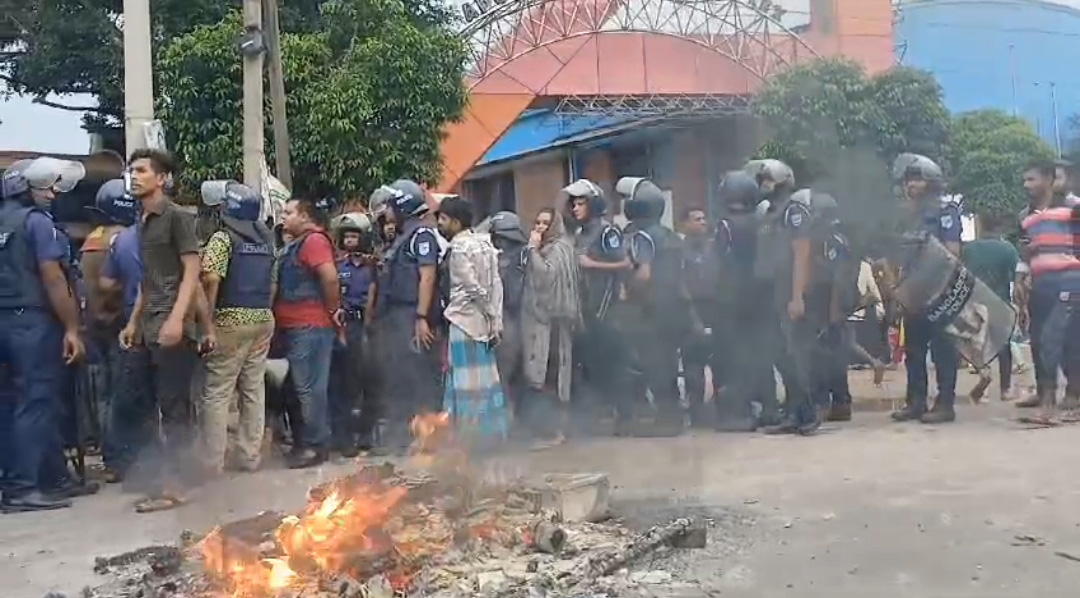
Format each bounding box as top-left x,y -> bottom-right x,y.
890,234 -> 1017,368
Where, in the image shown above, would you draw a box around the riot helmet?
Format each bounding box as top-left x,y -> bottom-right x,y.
717,171 -> 762,213
561,179 -> 605,224
893,153 -> 944,200
369,185 -> 396,219
91,178 -> 139,226
386,179 -> 428,221
744,159 -> 795,196
617,177 -> 665,223
6,157 -> 85,207
476,210 -> 527,246
331,211 -> 376,252
200,179 -> 262,221
2,159 -> 33,202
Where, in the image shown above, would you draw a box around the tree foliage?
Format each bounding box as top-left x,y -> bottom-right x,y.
1,0 -> 456,150
752,58 -> 951,186
158,0 -> 467,197
948,110 -> 1054,221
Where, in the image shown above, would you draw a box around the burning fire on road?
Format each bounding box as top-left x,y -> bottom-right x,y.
84,413 -> 709,598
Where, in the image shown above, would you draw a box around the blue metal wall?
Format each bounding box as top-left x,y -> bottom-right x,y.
897,0 -> 1080,150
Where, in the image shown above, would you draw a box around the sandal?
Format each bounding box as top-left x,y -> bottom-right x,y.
134,493 -> 186,514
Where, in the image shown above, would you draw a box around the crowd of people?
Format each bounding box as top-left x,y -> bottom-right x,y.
0,147 -> 1077,516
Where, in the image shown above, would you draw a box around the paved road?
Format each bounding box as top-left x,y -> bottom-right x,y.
6,370 -> 1078,598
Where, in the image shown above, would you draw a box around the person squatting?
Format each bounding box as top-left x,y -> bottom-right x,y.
2,149 -> 1077,514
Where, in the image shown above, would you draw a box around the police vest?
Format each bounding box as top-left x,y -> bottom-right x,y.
0,201 -> 49,310
811,222 -> 858,318
277,229 -> 331,303
576,219 -> 621,319
382,218 -> 438,307
219,216 -> 275,309
629,222 -> 684,311
715,211 -> 762,314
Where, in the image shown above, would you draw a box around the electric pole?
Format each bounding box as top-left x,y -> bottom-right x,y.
122,0 -> 155,156
241,0 -> 265,194
264,0 -> 293,192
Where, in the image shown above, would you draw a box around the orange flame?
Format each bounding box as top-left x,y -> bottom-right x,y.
200,413 -> 458,597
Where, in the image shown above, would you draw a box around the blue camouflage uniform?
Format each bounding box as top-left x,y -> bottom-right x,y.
330,256 -> 377,450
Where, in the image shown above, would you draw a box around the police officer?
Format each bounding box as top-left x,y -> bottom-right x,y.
562,179 -> 634,434
0,157 -> 87,512
83,179 -> 139,477
330,212 -> 379,456
890,154 -> 962,423
98,184 -> 147,484
374,179 -> 442,450
198,180 -> 276,473
477,211 -> 529,411
805,192 -> 858,422
712,171 -> 772,432
619,177 -> 692,436
745,159 -> 819,435
678,205 -> 721,428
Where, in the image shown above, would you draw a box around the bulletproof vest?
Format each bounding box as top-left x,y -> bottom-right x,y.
681,237 -> 720,302
753,202 -> 792,283
630,222 -> 684,310
80,224 -> 125,324
219,216 -> 275,309
382,218 -> 435,307
277,229 -> 330,303
499,244 -> 527,314
810,221 -> 858,318
575,219 -> 620,318
0,201 -> 49,310
715,211 -> 762,313
338,258 -> 375,312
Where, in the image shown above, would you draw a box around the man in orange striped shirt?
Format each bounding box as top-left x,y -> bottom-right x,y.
1019,160 -> 1080,409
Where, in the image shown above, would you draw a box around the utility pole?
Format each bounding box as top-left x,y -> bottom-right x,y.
241,0 -> 265,194
1051,81 -> 1062,158
263,0 -> 293,191
122,0 -> 155,157
1008,43 -> 1017,117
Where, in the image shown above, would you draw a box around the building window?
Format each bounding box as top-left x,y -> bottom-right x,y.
464,170 -> 516,222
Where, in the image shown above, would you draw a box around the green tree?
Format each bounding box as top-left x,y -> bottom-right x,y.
752,58 -> 950,185
158,0 -> 467,197
948,110 -> 1054,221
0,0 -> 452,147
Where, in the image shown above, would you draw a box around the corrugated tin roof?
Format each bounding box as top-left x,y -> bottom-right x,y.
478,110 -> 633,166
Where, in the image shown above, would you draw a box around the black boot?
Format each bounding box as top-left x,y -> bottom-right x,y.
827,403 -> 852,422
920,402 -> 956,424
762,418 -> 798,435
287,448 -> 328,469
891,402 -> 925,422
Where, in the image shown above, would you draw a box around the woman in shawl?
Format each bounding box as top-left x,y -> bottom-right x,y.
521,208 -> 581,444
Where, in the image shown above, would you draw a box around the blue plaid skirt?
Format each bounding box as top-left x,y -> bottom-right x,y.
443,325 -> 509,445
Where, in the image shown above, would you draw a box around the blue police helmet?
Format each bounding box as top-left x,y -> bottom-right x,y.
387,179 -> 428,220
717,171 -> 761,211
2,159 -> 33,200
92,178 -> 139,226
201,179 -> 262,221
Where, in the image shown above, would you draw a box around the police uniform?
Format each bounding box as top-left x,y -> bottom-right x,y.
330,255 -> 377,451
0,190 -> 74,506
897,200 -> 962,419
805,198 -> 858,419
680,233 -> 721,427
573,211 -> 634,432
712,174 -> 776,431
621,179 -> 689,435
758,191 -> 819,433
376,212 -> 442,447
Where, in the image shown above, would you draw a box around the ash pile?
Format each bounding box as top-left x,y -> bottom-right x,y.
80,418 -> 710,598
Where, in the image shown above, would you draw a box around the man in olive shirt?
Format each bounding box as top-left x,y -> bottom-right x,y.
962,223 -> 1020,401
118,149 -> 205,512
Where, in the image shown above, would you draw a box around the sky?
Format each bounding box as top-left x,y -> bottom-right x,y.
5,0 -> 1080,155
